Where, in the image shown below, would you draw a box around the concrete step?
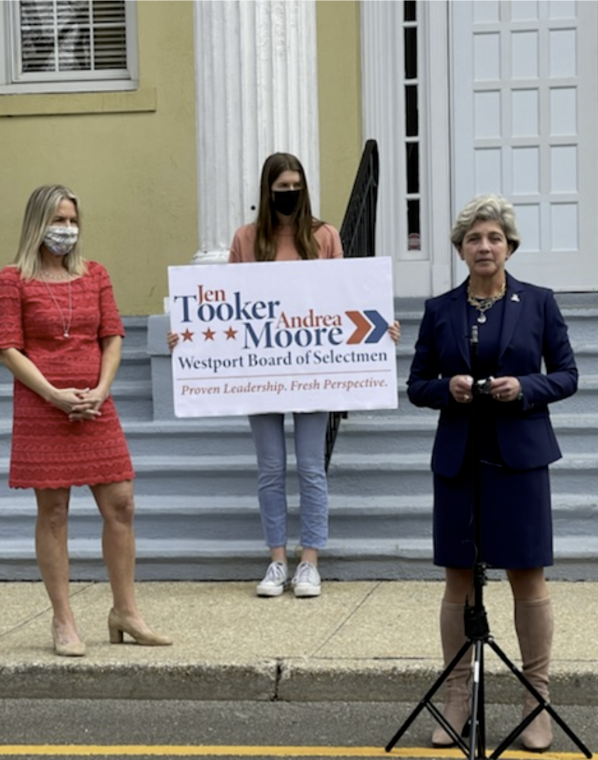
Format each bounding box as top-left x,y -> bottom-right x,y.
327,452 -> 598,496
393,376 -> 598,414
0,417 -> 254,458
111,348 -> 151,382
0,345 -> 149,384
113,380 -> 153,421
389,303 -> 598,339
563,345 -> 598,376
2,371 -> 595,421
333,411 -> 598,456
0,487 -> 594,540
0,492 -> 434,539
549,377 -> 598,413
1,448 -> 596,499
121,316 -> 150,349
2,409 -> 595,459
1,305 -> 597,583
7,495 -> 598,546
0,454 -> 430,498
396,303 -> 598,373
2,533 -> 596,582
0,535 -> 443,582
0,379 -> 153,421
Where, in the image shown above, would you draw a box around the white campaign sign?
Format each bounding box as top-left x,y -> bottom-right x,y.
168,258 -> 397,417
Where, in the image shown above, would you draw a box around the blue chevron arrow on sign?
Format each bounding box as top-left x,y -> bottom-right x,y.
364,309 -> 388,343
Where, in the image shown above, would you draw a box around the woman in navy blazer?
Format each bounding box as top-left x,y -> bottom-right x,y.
408,196 -> 577,751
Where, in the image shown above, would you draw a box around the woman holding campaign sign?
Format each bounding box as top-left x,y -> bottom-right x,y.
0,185 -> 171,656
170,152 -> 400,598
228,152 -> 342,599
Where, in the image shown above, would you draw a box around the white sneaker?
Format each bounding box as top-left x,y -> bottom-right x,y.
292,561 -> 321,598
256,561 -> 288,597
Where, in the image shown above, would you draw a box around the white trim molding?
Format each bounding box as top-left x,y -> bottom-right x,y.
421,1 -> 452,296
191,0 -> 320,264
0,0 -> 138,95
361,1 -> 452,297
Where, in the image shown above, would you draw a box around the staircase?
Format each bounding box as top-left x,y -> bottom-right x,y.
328,295 -> 598,582
1,297 -> 597,581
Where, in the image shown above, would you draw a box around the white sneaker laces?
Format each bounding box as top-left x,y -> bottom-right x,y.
294,562 -> 316,584
264,562 -> 286,584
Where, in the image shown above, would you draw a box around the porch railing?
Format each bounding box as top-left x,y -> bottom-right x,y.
324,139 -> 380,471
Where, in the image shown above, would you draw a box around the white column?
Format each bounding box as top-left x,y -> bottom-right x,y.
191,0 -> 320,264
361,1 -> 405,272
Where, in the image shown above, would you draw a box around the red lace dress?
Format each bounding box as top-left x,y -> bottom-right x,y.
0,261 -> 135,489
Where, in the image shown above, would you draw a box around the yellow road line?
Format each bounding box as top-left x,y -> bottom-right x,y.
0,747 -> 592,758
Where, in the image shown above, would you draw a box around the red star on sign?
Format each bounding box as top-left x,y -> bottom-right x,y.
225,326 -> 238,340
181,329 -> 194,342
203,328 -> 216,341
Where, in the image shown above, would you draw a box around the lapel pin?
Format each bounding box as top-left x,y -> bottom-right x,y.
511,294 -> 520,302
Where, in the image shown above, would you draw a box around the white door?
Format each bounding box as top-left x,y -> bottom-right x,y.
451,0 -> 598,291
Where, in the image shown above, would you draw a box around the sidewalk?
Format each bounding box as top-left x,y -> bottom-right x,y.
1,580 -> 596,704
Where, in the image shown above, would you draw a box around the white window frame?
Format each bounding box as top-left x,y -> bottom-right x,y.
0,0 -> 138,94
361,0 -> 452,298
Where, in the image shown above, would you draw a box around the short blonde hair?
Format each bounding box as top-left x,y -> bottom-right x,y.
450,195 -> 521,253
15,184 -> 86,280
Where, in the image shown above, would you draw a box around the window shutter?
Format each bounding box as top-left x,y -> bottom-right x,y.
92,1 -> 127,70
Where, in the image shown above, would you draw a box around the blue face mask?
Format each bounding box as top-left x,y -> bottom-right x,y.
43,225 -> 79,256
272,190 -> 300,216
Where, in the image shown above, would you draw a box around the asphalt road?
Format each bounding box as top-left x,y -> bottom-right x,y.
0,699 -> 595,759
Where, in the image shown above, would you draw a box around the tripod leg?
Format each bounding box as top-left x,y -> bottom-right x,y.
467,638 -> 487,760
487,637 -> 592,760
385,640 -> 472,753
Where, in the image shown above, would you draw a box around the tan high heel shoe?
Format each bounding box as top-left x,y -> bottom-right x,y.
51,622 -> 86,657
108,608 -> 172,646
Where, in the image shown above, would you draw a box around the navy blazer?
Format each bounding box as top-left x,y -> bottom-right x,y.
407,273 -> 578,478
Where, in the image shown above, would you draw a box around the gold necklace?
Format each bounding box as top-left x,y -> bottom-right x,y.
467,280 -> 506,324
41,273 -> 73,338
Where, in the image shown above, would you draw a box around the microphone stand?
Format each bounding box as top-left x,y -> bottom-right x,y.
385,326 -> 591,759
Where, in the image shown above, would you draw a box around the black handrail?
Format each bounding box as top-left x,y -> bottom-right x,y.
325,140 -> 380,471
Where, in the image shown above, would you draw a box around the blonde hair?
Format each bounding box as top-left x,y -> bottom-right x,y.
450,195 -> 521,253
15,184 -> 87,280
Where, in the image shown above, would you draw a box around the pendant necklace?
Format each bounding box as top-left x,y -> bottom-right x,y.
41,272 -> 73,338
467,280 -> 506,324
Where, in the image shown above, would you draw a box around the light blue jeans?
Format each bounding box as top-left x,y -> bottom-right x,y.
248,412 -> 329,550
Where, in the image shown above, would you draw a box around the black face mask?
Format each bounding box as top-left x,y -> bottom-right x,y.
272,190 -> 300,216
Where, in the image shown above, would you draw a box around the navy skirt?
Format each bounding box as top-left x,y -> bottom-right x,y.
433,460 -> 553,569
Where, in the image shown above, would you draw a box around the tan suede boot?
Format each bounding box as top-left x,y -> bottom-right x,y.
432,600 -> 472,747
514,597 -> 554,752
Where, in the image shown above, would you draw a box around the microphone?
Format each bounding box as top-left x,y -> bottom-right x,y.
470,324 -> 480,389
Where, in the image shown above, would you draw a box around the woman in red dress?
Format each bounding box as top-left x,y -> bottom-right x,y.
0,185 -> 171,656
